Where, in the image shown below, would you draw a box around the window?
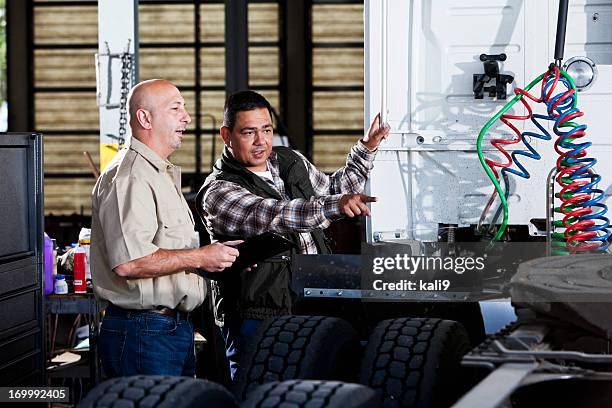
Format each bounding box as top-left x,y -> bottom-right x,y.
310,1 -> 363,172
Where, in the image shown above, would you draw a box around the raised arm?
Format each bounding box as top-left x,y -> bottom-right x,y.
299,114 -> 390,196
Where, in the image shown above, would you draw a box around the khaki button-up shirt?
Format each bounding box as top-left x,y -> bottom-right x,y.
91,137 -> 205,312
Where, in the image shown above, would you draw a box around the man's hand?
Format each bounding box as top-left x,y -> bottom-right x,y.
339,193 -> 377,217
113,240 -> 243,278
197,240 -> 241,272
362,113 -> 390,152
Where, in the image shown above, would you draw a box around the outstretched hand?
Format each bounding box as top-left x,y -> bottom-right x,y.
339,193 -> 377,217
362,113 -> 390,151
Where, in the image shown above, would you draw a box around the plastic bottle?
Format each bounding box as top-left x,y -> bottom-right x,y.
73,246 -> 87,293
43,233 -> 54,295
54,275 -> 68,295
78,228 -> 91,281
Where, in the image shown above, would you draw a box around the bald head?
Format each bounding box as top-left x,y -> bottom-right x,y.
128,79 -> 175,128
126,79 -> 191,159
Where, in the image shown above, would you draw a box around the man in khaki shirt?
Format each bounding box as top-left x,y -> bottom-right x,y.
91,79 -> 240,377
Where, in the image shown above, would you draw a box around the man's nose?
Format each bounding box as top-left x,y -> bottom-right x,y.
183,110 -> 192,124
253,131 -> 265,144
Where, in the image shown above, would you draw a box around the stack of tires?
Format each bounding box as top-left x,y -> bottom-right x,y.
236,315 -> 471,407
79,316 -> 471,408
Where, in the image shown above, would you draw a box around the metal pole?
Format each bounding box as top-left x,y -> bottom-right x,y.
225,0 -> 249,93
380,0 -> 388,125
554,0 -> 570,66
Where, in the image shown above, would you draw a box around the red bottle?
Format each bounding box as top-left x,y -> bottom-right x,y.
73,246 -> 87,293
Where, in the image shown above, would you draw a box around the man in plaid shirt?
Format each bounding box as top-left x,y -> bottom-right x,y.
199,90 -> 389,379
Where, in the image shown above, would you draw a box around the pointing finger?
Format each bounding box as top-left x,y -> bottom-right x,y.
361,195 -> 378,203
223,240 -> 243,247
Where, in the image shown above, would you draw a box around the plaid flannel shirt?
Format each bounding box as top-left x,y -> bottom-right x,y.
202,141 -> 376,254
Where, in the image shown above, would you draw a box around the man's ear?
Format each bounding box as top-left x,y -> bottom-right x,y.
220,126 -> 231,148
136,109 -> 152,130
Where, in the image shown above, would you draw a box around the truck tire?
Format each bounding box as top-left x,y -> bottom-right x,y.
359,317 -> 471,408
242,380 -> 378,408
77,375 -> 238,408
236,315 -> 360,400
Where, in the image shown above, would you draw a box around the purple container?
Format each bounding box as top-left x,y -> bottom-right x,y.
44,233 -> 54,295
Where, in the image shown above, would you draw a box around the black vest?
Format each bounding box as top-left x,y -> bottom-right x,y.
199,146 -> 330,323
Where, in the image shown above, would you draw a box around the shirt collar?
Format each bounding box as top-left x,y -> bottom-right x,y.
268,150 -> 278,167
129,137 -> 173,172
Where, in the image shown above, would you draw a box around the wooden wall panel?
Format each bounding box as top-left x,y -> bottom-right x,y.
139,5 -> 195,43
43,135 -> 99,173
249,47 -> 279,86
200,48 -> 225,86
312,5 -> 363,43
35,49 -> 96,88
199,90 -> 226,128
313,135 -> 362,173
200,4 -> 224,43
34,6 -> 98,44
35,92 -> 98,131
313,48 -> 363,86
140,48 -> 195,85
44,178 -> 96,216
313,91 -> 363,130
248,3 -> 278,42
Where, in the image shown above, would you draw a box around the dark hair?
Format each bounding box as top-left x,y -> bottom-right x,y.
223,90 -> 273,130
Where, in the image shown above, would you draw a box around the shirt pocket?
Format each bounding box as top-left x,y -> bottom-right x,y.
155,206 -> 192,249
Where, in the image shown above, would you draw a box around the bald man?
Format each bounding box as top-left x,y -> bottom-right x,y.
91,79 -> 240,377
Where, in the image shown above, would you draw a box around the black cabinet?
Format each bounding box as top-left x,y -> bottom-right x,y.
0,133 -> 45,386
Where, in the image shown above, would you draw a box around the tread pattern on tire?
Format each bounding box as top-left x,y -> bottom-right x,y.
237,315 -> 359,400
360,317 -> 471,408
242,379 -> 377,408
77,375 -> 237,408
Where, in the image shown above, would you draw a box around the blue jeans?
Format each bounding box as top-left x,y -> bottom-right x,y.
98,306 -> 195,378
221,318 -> 262,381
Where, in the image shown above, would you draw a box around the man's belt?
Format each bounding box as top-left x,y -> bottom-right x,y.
150,306 -> 189,320
106,303 -> 189,320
